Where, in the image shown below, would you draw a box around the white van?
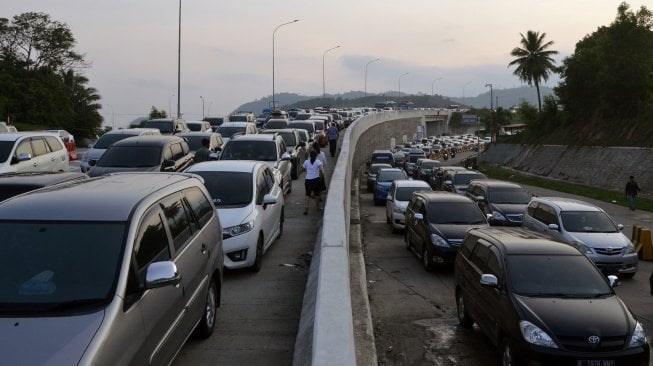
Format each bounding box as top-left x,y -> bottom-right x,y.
0,132 -> 69,174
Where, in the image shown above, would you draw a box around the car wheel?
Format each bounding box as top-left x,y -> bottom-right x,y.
456,289 -> 474,328
193,279 -> 218,339
405,232 -> 411,250
287,178 -> 292,194
501,339 -> 522,366
250,235 -> 264,273
278,207 -> 284,238
422,246 -> 433,271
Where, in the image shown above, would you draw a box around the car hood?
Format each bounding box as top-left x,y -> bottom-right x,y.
514,295 -> 632,338
489,203 -> 528,215
87,165 -> 159,177
431,223 -> 487,241
0,311 -> 104,365
216,206 -> 254,228
567,232 -> 631,249
83,148 -> 106,162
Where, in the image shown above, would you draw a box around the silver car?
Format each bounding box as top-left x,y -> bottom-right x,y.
0,172 -> 223,365
522,196 -> 638,277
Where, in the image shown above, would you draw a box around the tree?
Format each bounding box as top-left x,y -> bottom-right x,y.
149,106 -> 168,119
508,31 -> 559,112
485,107 -> 512,142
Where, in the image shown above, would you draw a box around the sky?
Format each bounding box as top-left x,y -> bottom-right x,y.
4,0 -> 638,128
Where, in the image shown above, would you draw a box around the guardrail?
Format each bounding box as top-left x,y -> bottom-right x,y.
293,110 -> 426,365
632,225 -> 653,260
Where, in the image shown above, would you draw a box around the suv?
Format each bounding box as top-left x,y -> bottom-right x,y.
142,118 -> 190,135
261,128 -> 307,179
454,227 -> 649,365
80,128 -> 161,173
441,170 -> 487,195
218,133 -> 292,195
87,135 -> 194,177
522,197 -> 638,277
0,132 -> 69,174
404,191 -> 488,269
0,171 -> 88,202
215,122 -> 258,144
0,172 -> 224,365
186,120 -> 213,132
465,179 -> 530,226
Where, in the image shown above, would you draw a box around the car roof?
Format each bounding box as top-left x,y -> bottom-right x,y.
104,128 -> 160,135
110,135 -> 184,147
187,160 -> 262,173
394,179 -> 432,188
0,132 -> 60,141
261,128 -> 297,134
469,179 -> 523,189
230,134 -> 277,141
220,122 -> 253,127
178,131 -> 220,137
532,197 -> 602,212
415,191 -> 473,203
0,173 -> 201,221
468,227 -> 583,256
0,172 -> 88,186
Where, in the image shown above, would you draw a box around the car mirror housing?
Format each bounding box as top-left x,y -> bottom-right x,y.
262,193 -> 277,206
617,224 -> 624,231
414,213 -> 424,220
607,275 -> 620,287
480,273 -> 498,288
145,261 -> 180,289
547,223 -> 560,231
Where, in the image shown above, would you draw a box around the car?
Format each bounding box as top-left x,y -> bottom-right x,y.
87,135 -> 195,177
215,122 -> 258,144
373,168 -> 408,206
308,119 -> 328,147
44,129 -> 77,160
203,116 -> 225,130
429,166 -> 469,190
0,171 -> 88,202
367,149 -> 395,168
454,227 -> 649,365
393,151 -> 406,169
465,179 -> 530,226
177,131 -> 224,159
414,159 -> 440,182
0,172 -> 224,365
404,191 -> 489,269
0,132 -> 69,174
522,196 -> 638,277
141,118 -> 190,135
80,128 -> 161,173
366,163 -> 393,193
385,179 -> 432,232
288,121 -> 317,142
261,128 -> 307,179
228,112 -> 256,123
218,133 -> 292,195
441,170 -> 487,194
186,120 -> 213,132
404,148 -> 426,176
263,119 -> 290,130
186,160 -> 284,271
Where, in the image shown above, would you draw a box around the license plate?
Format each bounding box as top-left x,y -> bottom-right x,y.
577,360 -> 615,366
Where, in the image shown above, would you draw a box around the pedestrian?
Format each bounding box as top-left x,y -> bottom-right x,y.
300,149 -> 325,215
625,175 -> 641,211
194,138 -> 211,162
327,122 -> 339,157
311,141 -> 327,168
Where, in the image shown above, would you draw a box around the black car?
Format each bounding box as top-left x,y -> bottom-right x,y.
441,170 -> 487,194
87,135 -> 195,177
0,171 -> 88,201
454,227 -> 649,365
404,191 -> 488,270
465,179 -> 531,226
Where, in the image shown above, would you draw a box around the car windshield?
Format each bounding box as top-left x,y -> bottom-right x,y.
220,141 -> 277,161
187,124 -> 204,132
377,170 -> 406,182
312,121 -> 325,130
369,164 -> 391,175
190,171 -> 253,206
409,154 -> 424,163
508,255 -> 613,297
229,115 -> 249,122
0,221 -> 125,314
270,132 -> 296,146
93,134 -> 136,149
182,136 -> 207,151
426,202 -> 486,224
0,141 -> 14,163
396,186 -> 431,201
142,121 -> 173,133
421,161 -> 440,169
97,146 -> 161,167
488,188 -> 530,204
290,123 -> 315,133
560,211 -> 618,233
216,126 -> 245,138
453,173 -> 486,185
265,121 -> 288,129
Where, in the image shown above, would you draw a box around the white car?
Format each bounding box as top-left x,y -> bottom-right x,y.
80,128 -> 160,172
0,132 -> 69,174
186,120 -> 213,132
186,160 -> 284,271
385,179 -> 432,232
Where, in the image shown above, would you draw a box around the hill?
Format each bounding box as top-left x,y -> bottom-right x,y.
451,86 -> 555,109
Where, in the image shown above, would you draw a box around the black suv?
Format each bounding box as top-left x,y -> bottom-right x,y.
87,136 -> 194,177
454,227 -> 649,365
404,191 -> 488,270
465,179 -> 530,226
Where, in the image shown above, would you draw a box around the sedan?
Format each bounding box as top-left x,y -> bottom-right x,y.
373,168 -> 408,206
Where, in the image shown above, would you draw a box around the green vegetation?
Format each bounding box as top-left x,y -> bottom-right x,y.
479,164 -> 653,213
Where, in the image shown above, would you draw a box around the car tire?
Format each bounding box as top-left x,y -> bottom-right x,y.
456,289 -> 474,328
287,178 -> 292,194
422,246 -> 433,271
501,338 -> 523,366
278,207 -> 284,238
405,232 -> 411,250
250,235 -> 264,273
193,279 -> 218,339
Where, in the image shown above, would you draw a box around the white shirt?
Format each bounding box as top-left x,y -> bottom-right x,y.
317,151 -> 327,168
303,158 -> 323,180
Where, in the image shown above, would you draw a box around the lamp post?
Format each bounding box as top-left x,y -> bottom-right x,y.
485,83 -> 493,142
176,0 -> 181,118
322,45 -> 340,97
431,77 -> 442,96
462,81 -> 471,107
200,96 -> 205,119
398,72 -> 409,99
168,94 -> 175,118
106,104 -> 115,129
272,19 -> 299,110
364,58 -> 380,97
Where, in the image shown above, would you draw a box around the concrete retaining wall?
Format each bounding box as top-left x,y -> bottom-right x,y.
480,144 -> 653,198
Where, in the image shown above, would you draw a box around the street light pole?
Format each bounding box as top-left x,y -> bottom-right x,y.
485,83 -> 493,142
168,94 -> 175,118
398,72 -> 409,99
431,77 -> 442,96
364,58 -> 380,97
200,96 -> 205,119
463,81 -> 471,107
177,0 -> 181,118
272,19 -> 299,110
322,45 -> 340,98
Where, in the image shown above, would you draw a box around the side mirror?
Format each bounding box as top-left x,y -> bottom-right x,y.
17,152 -> 32,162
444,180 -> 452,185
298,141 -> 306,147
607,275 -> 620,288
386,194 -> 393,201
162,160 -> 175,171
145,261 -> 180,289
486,213 -> 493,221
262,193 -> 277,206
475,195 -> 485,202
547,223 -> 560,231
480,273 -> 499,288
414,213 -> 424,220
281,152 -> 291,161
617,224 -> 624,231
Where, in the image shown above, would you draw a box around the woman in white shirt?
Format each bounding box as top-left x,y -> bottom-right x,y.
301,149 -> 325,215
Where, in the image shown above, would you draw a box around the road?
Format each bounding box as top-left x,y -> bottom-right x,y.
360,153 -> 653,365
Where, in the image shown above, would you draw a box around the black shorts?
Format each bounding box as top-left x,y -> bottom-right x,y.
305,178 -> 321,197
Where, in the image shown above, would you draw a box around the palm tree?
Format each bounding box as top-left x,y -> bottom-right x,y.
508,31 -> 558,111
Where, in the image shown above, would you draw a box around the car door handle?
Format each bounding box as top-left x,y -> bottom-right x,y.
201,243 -> 207,255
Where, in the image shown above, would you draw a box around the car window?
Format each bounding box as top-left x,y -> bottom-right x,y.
98,146 -> 162,167
486,247 -> 503,283
170,143 -> 184,160
459,235 -> 478,258
488,188 -> 530,204
560,211 -> 618,233
31,138 -> 49,156
135,210 -> 172,273
143,120 -> 174,134
184,187 -> 214,228
377,170 -> 406,182
533,203 -> 559,226
0,141 -> 15,163
15,140 -> 32,157
527,201 -> 538,216
216,126 -> 245,138
94,134 -> 136,149
453,173 -> 486,186
44,136 -> 64,152
161,195 -> 194,252
190,170 -> 253,207
183,135 -> 205,151
470,242 -> 492,270
262,167 -> 275,192
396,186 -> 431,201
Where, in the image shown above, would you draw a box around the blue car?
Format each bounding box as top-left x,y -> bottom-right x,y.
374,168 -> 408,205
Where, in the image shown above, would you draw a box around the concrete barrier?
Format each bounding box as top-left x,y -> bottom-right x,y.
293,111 -> 425,365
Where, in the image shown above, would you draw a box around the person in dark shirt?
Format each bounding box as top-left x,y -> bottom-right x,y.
625,175 -> 641,211
194,138 -> 211,162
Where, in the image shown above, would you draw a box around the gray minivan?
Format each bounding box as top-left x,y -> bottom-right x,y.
0,172 -> 223,365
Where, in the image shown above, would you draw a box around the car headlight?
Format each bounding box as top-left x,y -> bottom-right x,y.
491,211 -> 507,221
570,241 -> 593,255
431,234 -> 450,248
223,221 -> 254,239
624,244 -> 636,255
520,321 -> 558,348
628,322 -> 647,348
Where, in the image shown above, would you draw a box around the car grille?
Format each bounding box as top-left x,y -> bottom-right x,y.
557,335 -> 626,352
448,239 -> 463,247
595,247 -> 624,256
505,214 -> 523,222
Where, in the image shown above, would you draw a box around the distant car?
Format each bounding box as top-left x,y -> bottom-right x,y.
0,171 -> 88,202
177,131 -> 224,159
367,149 -> 395,168
465,179 -> 530,226
0,132 -> 69,174
385,179 -> 432,232
141,118 -> 190,135
203,116 -> 225,130
261,128 -> 307,179
87,135 -> 194,177
215,122 -> 258,144
263,119 -> 290,130
80,128 -> 161,173
373,168 -> 408,206
186,160 -> 284,272
404,191 -> 489,269
414,159 -> 440,182
366,163 -> 393,193
45,129 -> 77,160
186,120 -> 213,132
288,121 -> 317,142
441,170 -> 487,195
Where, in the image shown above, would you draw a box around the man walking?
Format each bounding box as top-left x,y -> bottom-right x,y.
327,123 -> 339,157
625,175 -> 641,211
